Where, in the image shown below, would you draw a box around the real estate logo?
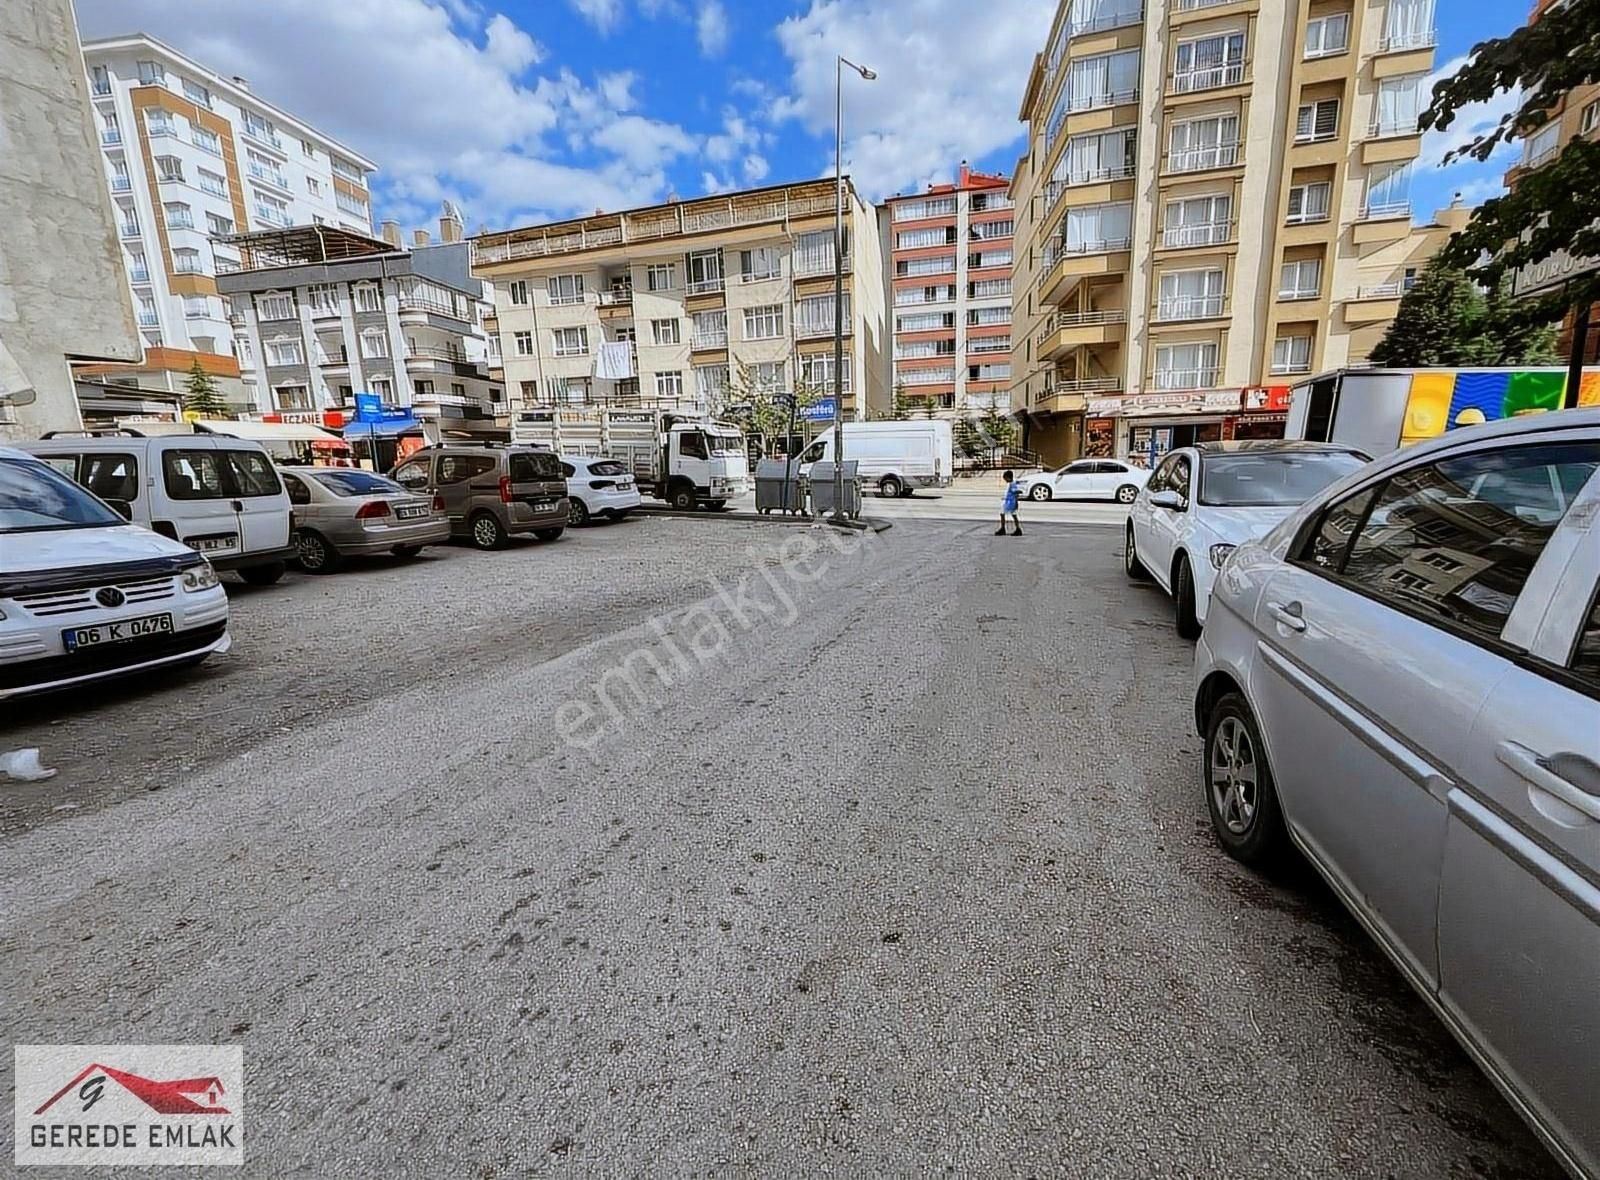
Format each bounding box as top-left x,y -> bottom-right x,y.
14,1045 -> 244,1167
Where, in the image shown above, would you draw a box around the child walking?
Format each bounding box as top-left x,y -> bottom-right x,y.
996,469 -> 1022,536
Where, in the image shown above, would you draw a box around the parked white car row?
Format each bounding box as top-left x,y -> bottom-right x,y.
1114,419 -> 1600,1179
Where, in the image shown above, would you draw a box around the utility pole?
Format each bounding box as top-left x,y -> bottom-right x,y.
833,56 -> 875,520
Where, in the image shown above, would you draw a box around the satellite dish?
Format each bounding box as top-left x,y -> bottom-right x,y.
441,199 -> 464,223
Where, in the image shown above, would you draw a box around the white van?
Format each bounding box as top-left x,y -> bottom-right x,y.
796,420 -> 954,498
0,446 -> 231,700
19,429 -> 296,584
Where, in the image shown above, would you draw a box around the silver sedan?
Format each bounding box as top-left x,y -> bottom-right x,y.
280,468 -> 451,573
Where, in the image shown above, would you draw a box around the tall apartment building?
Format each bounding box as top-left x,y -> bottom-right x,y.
472,178 -> 889,422
1010,0 -> 1444,465
881,165 -> 1015,417
79,34 -> 377,408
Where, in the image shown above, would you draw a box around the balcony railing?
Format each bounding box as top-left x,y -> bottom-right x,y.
686,276 -> 725,294
248,163 -> 289,188
175,259 -> 205,275
91,81 -> 112,96
1068,6 -> 1144,37
1037,309 -> 1127,344
110,176 -> 131,192
971,196 -> 1015,212
166,214 -> 195,230
1361,200 -> 1412,221
399,295 -> 469,319
1156,294 -> 1224,321
1167,142 -> 1240,173
794,254 -> 850,278
690,331 -> 727,350
129,268 -> 150,283
1175,0 -> 1234,9
968,338 -> 1011,354
146,122 -> 177,139
1152,366 -> 1220,389
796,318 -> 839,340
1042,375 -> 1121,397
1163,220 -> 1232,248
1068,87 -> 1139,114
1369,117 -> 1420,139
1355,282 -> 1407,299
242,125 -> 284,151
1523,143 -> 1559,170
137,311 -> 159,327
598,288 -> 634,307
1171,62 -> 1245,93
120,224 -> 141,239
1040,236 -> 1133,274
1378,28 -> 1437,53
1270,358 -> 1313,375
101,129 -> 122,145
407,343 -> 472,363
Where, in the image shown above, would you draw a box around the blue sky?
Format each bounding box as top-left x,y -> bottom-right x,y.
76,0 -> 1527,235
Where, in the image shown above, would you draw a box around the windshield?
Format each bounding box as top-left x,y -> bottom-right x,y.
311,470 -> 408,497
0,457 -> 125,533
708,433 -> 743,456
1200,452 -> 1366,507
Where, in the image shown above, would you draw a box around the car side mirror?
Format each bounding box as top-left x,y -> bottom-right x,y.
105,498 -> 133,520
1149,489 -> 1184,511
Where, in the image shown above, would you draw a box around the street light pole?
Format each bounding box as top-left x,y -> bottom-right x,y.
833,55 -> 875,521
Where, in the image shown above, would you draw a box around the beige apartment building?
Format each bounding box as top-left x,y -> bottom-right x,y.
472,179 -> 888,423
1010,0 -> 1444,465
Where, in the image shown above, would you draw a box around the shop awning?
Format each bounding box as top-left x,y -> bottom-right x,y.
341,416 -> 425,439
194,419 -> 344,444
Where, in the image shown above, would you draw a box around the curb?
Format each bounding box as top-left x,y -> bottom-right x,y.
633,505 -> 893,533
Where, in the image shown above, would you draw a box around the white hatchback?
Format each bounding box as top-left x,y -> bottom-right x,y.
562,455 -> 642,526
1019,458 -> 1150,504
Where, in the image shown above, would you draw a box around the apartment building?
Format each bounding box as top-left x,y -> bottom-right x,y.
80,34 -> 377,407
881,164 -> 1015,417
1010,0 -> 1443,465
214,219 -> 503,438
472,178 -> 889,422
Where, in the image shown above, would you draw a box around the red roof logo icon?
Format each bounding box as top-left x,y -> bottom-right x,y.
34,1064 -> 231,1116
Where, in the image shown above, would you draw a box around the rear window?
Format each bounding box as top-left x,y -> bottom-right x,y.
588,460 -> 627,477
163,450 -> 230,500
310,470 -> 407,497
509,451 -> 562,481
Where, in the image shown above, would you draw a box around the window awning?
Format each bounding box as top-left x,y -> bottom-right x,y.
193,419 -> 344,444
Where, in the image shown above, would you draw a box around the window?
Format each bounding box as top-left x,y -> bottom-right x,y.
651,318 -> 681,345
307,177 -> 321,197
155,155 -> 184,183
897,227 -> 953,249
254,192 -> 290,226
970,278 -> 1011,298
892,197 -> 957,221
1523,122 -> 1561,169
306,283 -> 340,315
655,371 -> 685,400
1287,181 -> 1332,223
273,383 -> 313,411
646,263 -> 676,292
437,454 -> 497,484
1381,0 -> 1436,51
1173,32 -> 1246,93
547,274 -> 585,305
967,306 -> 1010,326
1296,99 -> 1340,143
968,249 -> 1013,269
797,294 -> 847,336
1059,127 -> 1137,191
205,212 -> 233,237
896,311 -> 956,333
162,450 -> 228,500
181,295 -> 208,319
794,229 -> 840,276
174,248 -> 203,275
451,382 -> 466,397
686,249 -> 724,292
301,139 -> 317,158
391,459 -> 430,490
1157,269 -> 1225,320
191,125 -> 220,155
128,251 -> 149,281
1584,100 -> 1600,136
359,329 -> 389,359
353,284 -> 381,313
1062,49 -> 1140,118
694,364 -> 729,404
1304,13 -> 1350,58
748,361 -> 785,395
514,331 -> 534,356
197,168 -> 228,198
742,304 -> 783,340
137,60 -> 166,85
1169,116 -> 1239,172
258,292 -> 294,320
896,254 -> 956,277
91,65 -> 111,95
518,380 -> 538,403
1164,194 -> 1232,248
335,189 -> 369,218
242,110 -> 277,144
740,247 -> 781,282
972,218 -> 1012,241
1279,258 -> 1323,299
264,337 -> 304,366
182,78 -> 211,108
164,201 -> 193,229
1271,334 -> 1314,373
370,377 -> 392,400
553,326 -> 589,356
691,309 -> 727,348
1298,442 -> 1600,645
1572,584 -> 1600,690
800,352 -> 852,393
1153,342 -> 1220,389
1374,75 -> 1425,137
1365,161 -> 1413,218
1059,202 -> 1133,253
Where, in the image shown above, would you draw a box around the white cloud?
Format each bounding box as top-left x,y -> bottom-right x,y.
483,12 -> 543,73
742,153 -> 769,182
596,70 -> 638,112
592,115 -> 699,170
1419,55 -> 1521,169
696,0 -> 730,57
568,0 -> 624,33
1448,176 -> 1507,207
705,109 -> 759,163
702,171 -> 737,195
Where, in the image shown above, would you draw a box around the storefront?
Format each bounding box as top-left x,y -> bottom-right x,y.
1227,386 -> 1292,441
1087,390 -> 1243,466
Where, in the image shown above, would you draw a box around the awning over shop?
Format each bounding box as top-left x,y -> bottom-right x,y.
194,419 -> 345,444
341,416 -> 425,439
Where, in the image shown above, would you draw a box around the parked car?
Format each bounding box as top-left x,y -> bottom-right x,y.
279,468 -> 450,573
389,444 -> 568,550
0,446 -> 231,700
1193,409 -> 1600,1180
562,456 -> 641,526
1020,458 -> 1150,504
1125,441 -> 1368,638
19,429 -> 296,585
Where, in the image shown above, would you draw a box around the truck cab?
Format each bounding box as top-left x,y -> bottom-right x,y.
660,421 -> 749,510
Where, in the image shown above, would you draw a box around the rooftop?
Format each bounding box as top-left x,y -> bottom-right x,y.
214,224 -> 398,271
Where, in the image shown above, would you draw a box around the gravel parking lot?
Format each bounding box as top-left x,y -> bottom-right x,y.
0,516 -> 1559,1177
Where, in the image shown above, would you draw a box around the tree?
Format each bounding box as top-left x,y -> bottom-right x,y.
1370,267 -> 1559,367
891,379 -> 912,419
182,358 -> 229,418
978,407 -> 1018,465
953,417 -> 986,464
727,359 -> 821,456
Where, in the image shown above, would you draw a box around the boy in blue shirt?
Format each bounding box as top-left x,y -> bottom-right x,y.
996,469 -> 1022,536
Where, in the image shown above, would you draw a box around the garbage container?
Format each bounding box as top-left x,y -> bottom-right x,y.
754,458 -> 806,515
808,460 -> 862,520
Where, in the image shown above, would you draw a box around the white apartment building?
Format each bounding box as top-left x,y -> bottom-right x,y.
81,34 -> 377,408
472,178 -> 889,422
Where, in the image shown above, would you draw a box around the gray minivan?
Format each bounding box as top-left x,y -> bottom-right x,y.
390,444 -> 568,550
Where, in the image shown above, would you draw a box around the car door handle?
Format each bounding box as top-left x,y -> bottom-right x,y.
1266,600 -> 1306,632
230,500 -> 243,512
1496,741 -> 1600,822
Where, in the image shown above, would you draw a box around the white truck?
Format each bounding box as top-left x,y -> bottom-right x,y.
511,408 -> 749,510
794,419 -> 954,498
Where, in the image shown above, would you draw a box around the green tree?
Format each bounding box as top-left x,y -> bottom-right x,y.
953,417 -> 985,463
978,407 -> 1018,465
891,379 -> 912,419
728,359 -> 821,455
181,358 -> 229,418
1370,267 -> 1560,367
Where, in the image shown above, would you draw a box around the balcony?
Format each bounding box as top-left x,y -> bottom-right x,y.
1037,309 -> 1127,356
166,214 -> 195,231
248,162 -> 290,190
137,311 -> 159,327
129,267 -> 150,283
101,129 -> 122,146
109,175 -> 131,193
1167,142 -> 1240,174
242,125 -> 284,153
1171,61 -> 1245,95
1345,284 -> 1405,323
1175,0 -> 1235,9
119,223 -> 141,239
1156,295 -> 1224,322
794,253 -> 851,278
1162,220 -> 1232,249
91,80 -> 112,96
690,331 -> 728,351
175,259 -> 206,275
1151,367 -> 1219,390
398,295 -> 470,322
1067,5 -> 1143,37
1038,236 -> 1134,305
686,277 -> 725,295
796,318 -> 841,340
597,288 -> 633,310
1378,28 -> 1436,53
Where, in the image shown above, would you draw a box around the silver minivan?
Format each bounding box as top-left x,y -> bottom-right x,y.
1194,409 -> 1600,1179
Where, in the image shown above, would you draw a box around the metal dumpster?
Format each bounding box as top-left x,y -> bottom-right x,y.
807,460 -> 862,520
754,458 -> 806,515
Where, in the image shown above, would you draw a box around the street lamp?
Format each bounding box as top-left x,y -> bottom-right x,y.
832,55 -> 875,522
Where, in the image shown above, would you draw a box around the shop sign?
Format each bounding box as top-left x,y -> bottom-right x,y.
1086,397 -> 1122,416
1242,386 -> 1291,413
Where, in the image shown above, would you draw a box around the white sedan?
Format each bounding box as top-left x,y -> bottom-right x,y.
1020,458 -> 1150,504
562,456 -> 642,526
1125,441 -> 1368,638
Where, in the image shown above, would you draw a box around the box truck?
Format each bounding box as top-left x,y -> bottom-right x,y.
794,419 -> 954,498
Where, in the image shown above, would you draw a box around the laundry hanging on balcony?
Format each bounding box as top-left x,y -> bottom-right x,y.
595,341 -> 636,380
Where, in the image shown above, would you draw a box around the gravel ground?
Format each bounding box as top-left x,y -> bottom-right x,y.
0,517 -> 1559,1177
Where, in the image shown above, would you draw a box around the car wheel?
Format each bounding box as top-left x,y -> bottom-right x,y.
534,527 -> 564,542
568,496 -> 590,526
238,561 -> 285,586
1174,554 -> 1202,639
899,484 -> 914,498
878,476 -> 903,499
294,530 -> 341,574
391,544 -> 423,559
1115,484 -> 1138,504
1205,694 -> 1287,866
469,511 -> 508,551
670,483 -> 697,511
1029,484 -> 1052,502
1124,525 -> 1148,581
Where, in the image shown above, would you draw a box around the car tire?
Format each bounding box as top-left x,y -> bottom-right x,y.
899,484 -> 914,498
469,511 -> 508,551
1124,525 -> 1148,581
294,530 -> 341,574
1029,484 -> 1052,502
391,544 -> 423,559
878,476 -> 903,499
534,527 -> 564,542
1174,554 -> 1202,640
1204,693 -> 1287,867
1115,484 -> 1139,504
568,496 -> 590,527
238,561 -> 285,586
669,483 -> 697,511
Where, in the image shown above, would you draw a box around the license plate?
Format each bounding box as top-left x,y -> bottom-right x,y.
535,500 -> 560,512
396,505 -> 428,519
188,533 -> 237,553
64,612 -> 174,652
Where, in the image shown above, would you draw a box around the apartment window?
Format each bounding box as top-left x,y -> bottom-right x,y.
191,125 -> 221,155
1164,194 -> 1232,247
196,168 -> 228,198
183,295 -> 210,319
796,293 -> 848,336
969,248 -> 1013,269
749,361 -> 785,395
1373,76 -> 1423,137
553,326 -> 590,356
1063,127 -> 1137,187
694,364 -> 729,404
173,248 -> 204,275
242,110 -> 276,143
306,176 -> 322,197
894,197 -> 957,222
108,160 -> 131,192
896,311 -> 956,333
1296,99 -> 1340,143
896,254 -> 957,277
1523,122 -> 1560,169
137,60 -> 166,85
205,212 -> 235,239
136,295 -> 159,327
128,251 -> 149,282
970,219 -> 1014,241
654,371 -> 685,400
1272,334 -> 1314,374
1365,161 -> 1413,218
352,284 -> 381,313
1382,0 -> 1436,51
182,78 -> 211,108
91,64 -> 111,95
514,331 -> 534,356
651,318 -> 681,345
742,304 -> 784,340
265,337 -> 304,366
1279,258 -> 1323,300
1169,115 -> 1239,172
414,379 -> 435,397
370,377 -> 392,400
306,283 -> 339,315
646,263 -> 676,292
970,278 -> 1012,299
967,306 -> 1011,326
159,202 -> 193,232
359,329 -> 390,359
1173,32 -> 1246,93
335,189 -> 369,218
302,139 -> 316,158
686,249 -> 724,292
740,247 -> 781,282
895,284 -> 955,306
1061,201 -> 1133,252
691,309 -> 727,347
1157,269 -> 1225,320
508,280 -> 529,306
518,380 -> 539,403
899,227 -> 954,251
896,339 -> 956,359
1064,49 -> 1140,114
1304,13 -> 1350,58
254,193 -> 290,227
235,337 -> 253,367
1153,342 -> 1220,389
800,352 -> 852,393
794,229 -> 841,276
1286,181 -> 1332,223
145,110 -> 175,138
547,274 -> 585,305
155,155 -> 184,183
257,292 -> 293,321
1584,100 -> 1600,135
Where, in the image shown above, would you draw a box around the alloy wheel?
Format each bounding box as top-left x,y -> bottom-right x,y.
1209,717 -> 1258,835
